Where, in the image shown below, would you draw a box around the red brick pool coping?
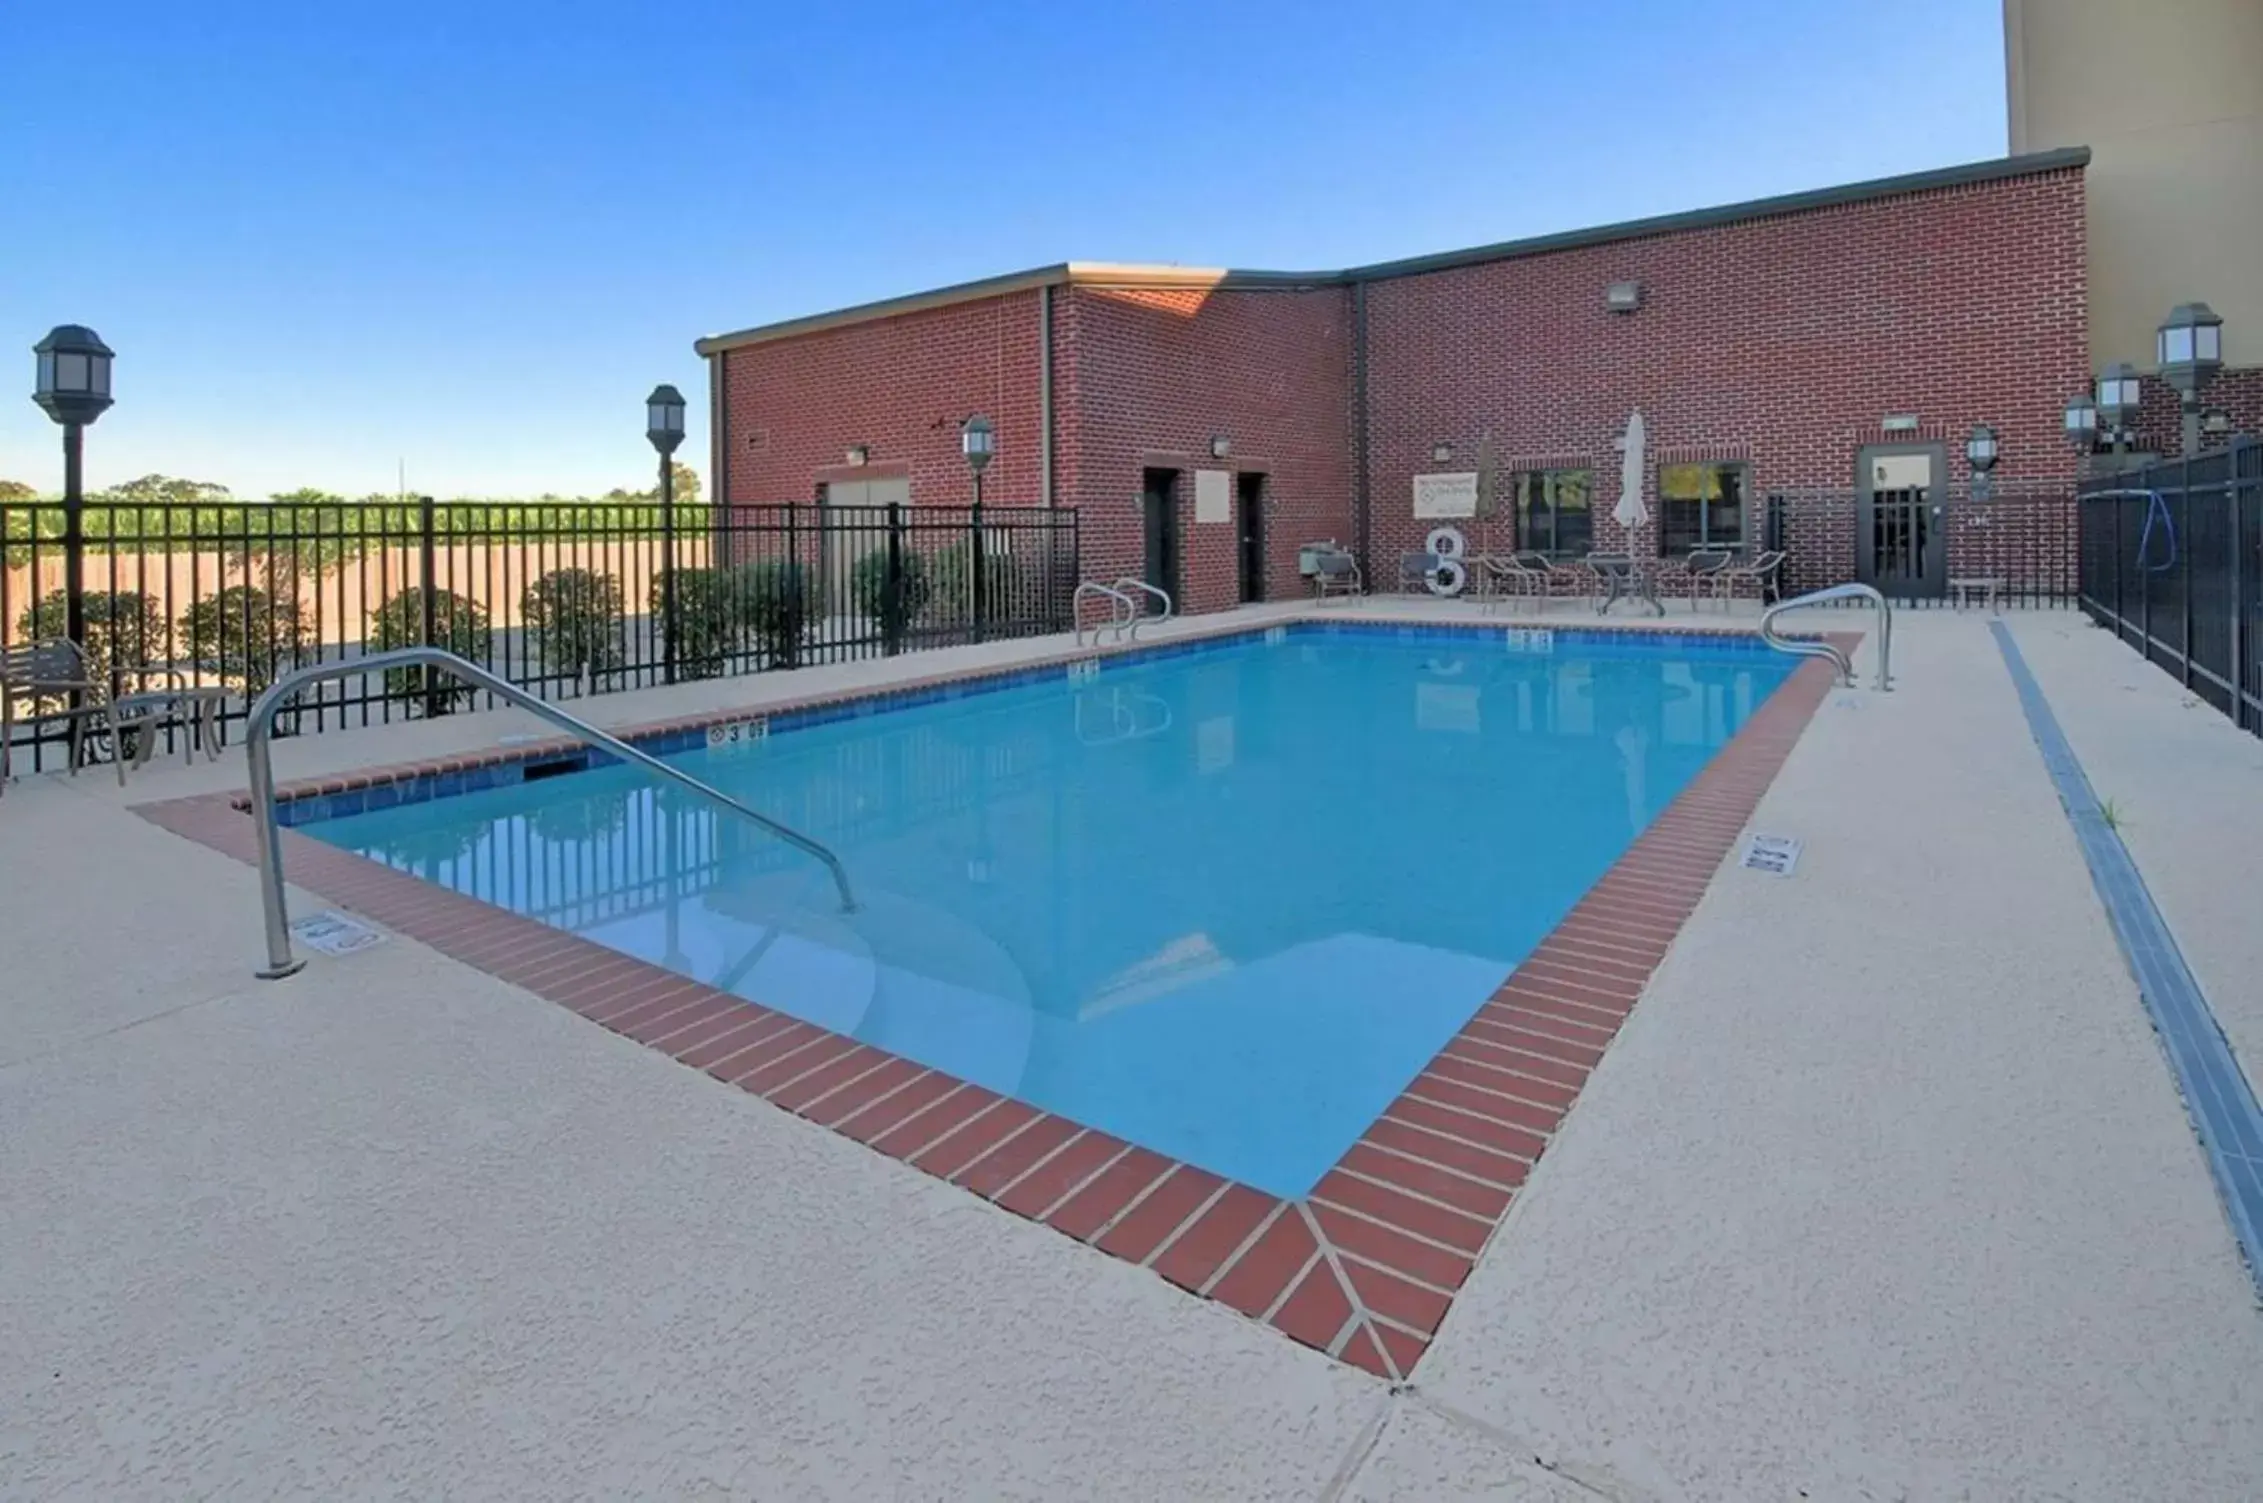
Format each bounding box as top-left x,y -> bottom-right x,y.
137,620 -> 1850,1383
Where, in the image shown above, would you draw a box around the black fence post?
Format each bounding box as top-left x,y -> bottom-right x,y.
970,500 -> 987,644
2233,444 -> 2251,731
2181,454 -> 2196,689
884,501 -> 905,657
418,494 -> 443,717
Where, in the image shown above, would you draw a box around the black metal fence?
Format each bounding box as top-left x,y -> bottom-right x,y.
1763,480 -> 2080,607
2077,439 -> 2262,736
2,499 -> 1079,772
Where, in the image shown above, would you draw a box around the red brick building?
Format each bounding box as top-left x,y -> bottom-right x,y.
697,148 -> 2091,613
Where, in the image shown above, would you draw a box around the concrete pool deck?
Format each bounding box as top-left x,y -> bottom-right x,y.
4,600 -> 2261,1498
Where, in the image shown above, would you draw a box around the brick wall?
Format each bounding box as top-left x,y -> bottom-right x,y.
1361,165 -> 2090,590
719,290 -> 1046,509
2122,366 -> 2263,459
1058,285 -> 1354,614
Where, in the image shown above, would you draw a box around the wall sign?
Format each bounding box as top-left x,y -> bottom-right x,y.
1413,471 -> 1479,519
1194,469 -> 1232,524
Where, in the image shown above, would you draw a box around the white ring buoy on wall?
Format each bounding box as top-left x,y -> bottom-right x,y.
1428,558 -> 1468,597
1426,526 -> 1468,560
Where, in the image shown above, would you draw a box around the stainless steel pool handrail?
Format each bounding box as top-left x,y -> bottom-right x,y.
1758,582 -> 1890,689
245,648 -> 857,979
1112,578 -> 1174,640
1073,581 -> 1135,647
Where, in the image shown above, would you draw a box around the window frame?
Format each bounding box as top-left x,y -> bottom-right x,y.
1510,467 -> 1595,558
1655,461 -> 1751,556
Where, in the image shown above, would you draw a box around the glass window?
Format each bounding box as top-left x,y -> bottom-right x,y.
1658,462 -> 1747,554
1513,469 -> 1593,557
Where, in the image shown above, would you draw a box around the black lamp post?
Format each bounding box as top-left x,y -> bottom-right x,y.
32,325 -> 115,660
961,415 -> 995,640
647,383 -> 687,683
2156,301 -> 2225,458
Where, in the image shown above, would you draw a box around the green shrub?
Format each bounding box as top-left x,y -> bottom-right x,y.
651,566 -> 741,679
737,560 -> 815,669
925,539 -> 1035,627
368,587 -> 492,709
178,585 -> 311,696
522,568 -> 623,683
14,589 -> 169,695
849,547 -> 929,639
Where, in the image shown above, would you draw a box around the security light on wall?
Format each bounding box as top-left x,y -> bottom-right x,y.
1431,441 -> 1454,465
1209,434 -> 1230,460
846,443 -> 869,466
1604,281 -> 1643,314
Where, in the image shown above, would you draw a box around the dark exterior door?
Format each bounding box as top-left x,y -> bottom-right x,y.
1142,468 -> 1182,604
1857,445 -> 1947,600
1236,472 -> 1266,603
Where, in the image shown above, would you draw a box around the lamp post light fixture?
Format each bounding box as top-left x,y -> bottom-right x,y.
1965,422 -> 2000,500
2156,301 -> 2225,457
2093,361 -> 2144,465
961,414 -> 994,504
646,383 -> 688,683
2062,389 -> 2099,452
32,324 -> 116,662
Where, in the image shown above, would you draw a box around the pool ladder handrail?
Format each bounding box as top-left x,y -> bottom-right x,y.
244,647 -> 857,980
1074,581 -> 1136,647
1758,582 -> 1891,690
1112,578 -> 1174,639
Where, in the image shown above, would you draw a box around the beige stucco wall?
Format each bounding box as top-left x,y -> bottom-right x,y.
2006,0 -> 2263,370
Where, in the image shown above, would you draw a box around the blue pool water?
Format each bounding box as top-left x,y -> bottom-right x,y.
305,628 -> 1792,1197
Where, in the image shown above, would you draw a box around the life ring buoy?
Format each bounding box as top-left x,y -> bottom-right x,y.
1428,557 -> 1468,597
1426,526 -> 1468,560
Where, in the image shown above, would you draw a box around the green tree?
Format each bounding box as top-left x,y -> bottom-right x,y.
179,585 -> 311,696
522,568 -> 624,684
368,587 -> 492,709
0,479 -> 35,503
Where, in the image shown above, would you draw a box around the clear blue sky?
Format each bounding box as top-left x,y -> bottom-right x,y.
3,0 -> 2009,502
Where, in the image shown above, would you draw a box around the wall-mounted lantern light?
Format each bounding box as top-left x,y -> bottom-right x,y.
1431,440 -> 1454,465
846,443 -> 869,466
1209,434 -> 1230,460
1964,423 -> 2000,473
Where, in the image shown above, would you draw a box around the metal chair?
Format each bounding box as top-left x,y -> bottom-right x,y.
0,640 -> 218,794
1719,549 -> 1788,607
1660,547 -> 1735,611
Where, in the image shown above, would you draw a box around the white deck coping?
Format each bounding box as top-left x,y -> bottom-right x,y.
4,600 -> 2259,1497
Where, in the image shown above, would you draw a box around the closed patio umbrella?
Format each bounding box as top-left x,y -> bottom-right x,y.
1614,410 -> 1649,535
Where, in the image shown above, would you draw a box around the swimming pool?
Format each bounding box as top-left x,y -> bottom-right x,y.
301,625 -> 1793,1198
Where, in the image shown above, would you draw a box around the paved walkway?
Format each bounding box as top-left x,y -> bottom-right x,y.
3,602 -> 2259,1498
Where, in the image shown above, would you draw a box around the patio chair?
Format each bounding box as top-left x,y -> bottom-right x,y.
1659,547 -> 1735,611
1475,551 -> 1576,614
0,640 -> 216,794
1308,547 -> 1363,601
1718,549 -> 1788,607
1398,551 -> 1443,594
